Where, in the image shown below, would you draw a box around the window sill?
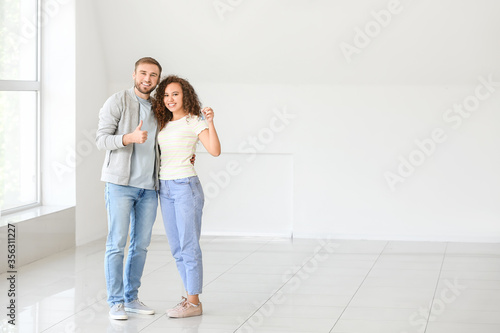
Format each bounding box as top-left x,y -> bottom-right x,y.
0,205 -> 74,227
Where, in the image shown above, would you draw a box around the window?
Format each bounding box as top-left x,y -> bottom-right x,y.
0,0 -> 40,214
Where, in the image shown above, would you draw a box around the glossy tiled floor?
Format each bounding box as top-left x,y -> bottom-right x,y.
1,236 -> 500,332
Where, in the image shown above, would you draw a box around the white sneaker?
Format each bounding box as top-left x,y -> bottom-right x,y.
124,299 -> 155,315
109,303 -> 128,320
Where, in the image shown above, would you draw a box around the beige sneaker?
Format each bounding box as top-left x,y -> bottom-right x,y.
167,301 -> 202,318
166,296 -> 187,316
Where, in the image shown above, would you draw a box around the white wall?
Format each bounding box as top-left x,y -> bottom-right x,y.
41,0 -> 76,206
0,208 -> 75,274
76,0 -> 500,243
75,0 -> 109,245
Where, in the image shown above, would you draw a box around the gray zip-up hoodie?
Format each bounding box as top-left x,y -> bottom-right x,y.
96,87 -> 160,189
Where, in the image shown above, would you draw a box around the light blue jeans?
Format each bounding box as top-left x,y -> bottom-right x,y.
159,176 -> 204,295
104,183 -> 158,306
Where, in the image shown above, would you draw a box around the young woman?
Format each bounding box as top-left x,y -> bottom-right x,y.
153,75 -> 221,318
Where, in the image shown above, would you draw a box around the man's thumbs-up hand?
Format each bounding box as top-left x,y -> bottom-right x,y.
123,120 -> 148,146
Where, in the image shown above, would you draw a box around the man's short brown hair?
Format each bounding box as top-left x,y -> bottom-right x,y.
134,57 -> 162,76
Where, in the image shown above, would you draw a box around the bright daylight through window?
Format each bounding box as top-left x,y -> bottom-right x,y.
0,0 -> 39,214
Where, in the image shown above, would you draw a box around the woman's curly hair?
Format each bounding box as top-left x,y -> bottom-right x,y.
152,75 -> 201,130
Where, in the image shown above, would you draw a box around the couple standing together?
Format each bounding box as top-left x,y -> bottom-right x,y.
95,57 -> 221,320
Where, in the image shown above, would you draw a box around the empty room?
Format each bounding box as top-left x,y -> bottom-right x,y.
1,0 -> 499,332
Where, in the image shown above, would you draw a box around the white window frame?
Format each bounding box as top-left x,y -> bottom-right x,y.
0,0 -> 41,215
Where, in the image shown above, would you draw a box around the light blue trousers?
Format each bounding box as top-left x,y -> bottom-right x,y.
104,183 -> 157,306
159,176 -> 204,295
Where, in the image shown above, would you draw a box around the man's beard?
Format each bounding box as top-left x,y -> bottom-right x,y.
135,82 -> 155,95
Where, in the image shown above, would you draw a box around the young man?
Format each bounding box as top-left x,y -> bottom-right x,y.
96,57 -> 161,320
